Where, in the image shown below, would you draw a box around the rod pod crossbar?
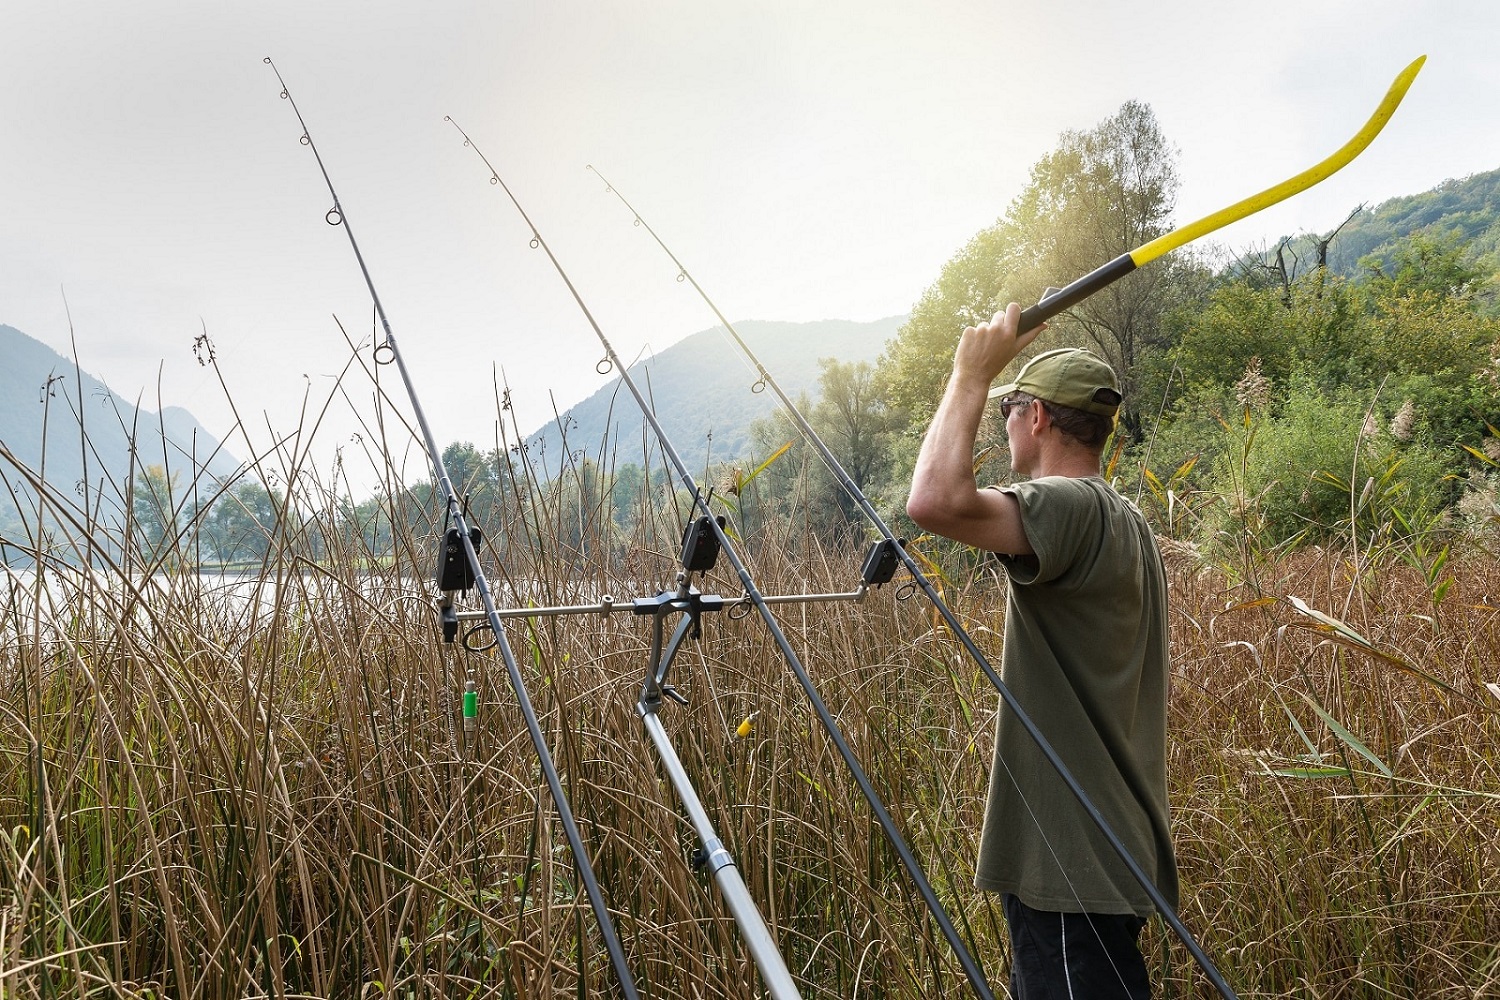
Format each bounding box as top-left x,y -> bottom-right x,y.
262,59 -> 641,1000
463,531 -> 910,998
448,118 -> 999,1000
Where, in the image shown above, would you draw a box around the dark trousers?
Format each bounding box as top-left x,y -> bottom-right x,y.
1003,893 -> 1150,999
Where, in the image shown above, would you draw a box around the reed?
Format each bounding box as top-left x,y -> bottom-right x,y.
2,350 -> 1497,998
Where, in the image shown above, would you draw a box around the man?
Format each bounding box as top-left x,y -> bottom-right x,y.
906,303 -> 1176,999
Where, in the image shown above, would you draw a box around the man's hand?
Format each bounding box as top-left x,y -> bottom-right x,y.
953,302 -> 1045,389
906,301 -> 1041,556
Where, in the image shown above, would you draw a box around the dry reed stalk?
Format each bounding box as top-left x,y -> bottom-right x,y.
4,343 -> 1499,998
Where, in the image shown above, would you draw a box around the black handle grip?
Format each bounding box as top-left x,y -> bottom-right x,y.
1017,253 -> 1137,333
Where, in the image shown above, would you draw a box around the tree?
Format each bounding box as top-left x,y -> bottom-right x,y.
131,463 -> 181,559
737,360 -> 900,544
440,441 -> 498,509
204,480 -> 281,565
1024,100 -> 1185,392
809,359 -> 897,523
879,101 -> 1191,441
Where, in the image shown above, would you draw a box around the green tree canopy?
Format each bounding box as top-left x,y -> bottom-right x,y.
879,100 -> 1191,439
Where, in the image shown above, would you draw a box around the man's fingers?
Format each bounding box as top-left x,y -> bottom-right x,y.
955,302 -> 1043,382
972,306 -> 1019,339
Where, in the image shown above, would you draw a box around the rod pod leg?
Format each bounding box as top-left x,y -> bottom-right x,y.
639,613 -> 802,999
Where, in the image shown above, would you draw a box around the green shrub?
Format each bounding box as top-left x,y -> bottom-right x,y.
1205,384 -> 1453,547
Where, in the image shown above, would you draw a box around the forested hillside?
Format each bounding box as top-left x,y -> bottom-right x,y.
1323,166 -> 1500,281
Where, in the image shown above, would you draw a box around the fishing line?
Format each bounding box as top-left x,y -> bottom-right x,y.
262,59 -> 642,1000
446,116 -> 999,1000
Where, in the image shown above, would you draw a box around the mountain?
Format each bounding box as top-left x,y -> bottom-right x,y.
522,316 -> 904,474
0,323 -> 240,537
1265,167 -> 1500,283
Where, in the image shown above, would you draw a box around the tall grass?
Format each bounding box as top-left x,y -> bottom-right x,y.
2,344 -> 1498,998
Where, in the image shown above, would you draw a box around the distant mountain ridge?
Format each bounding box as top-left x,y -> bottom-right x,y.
1273,166 -> 1500,281
523,316 -> 904,474
0,323 -> 239,536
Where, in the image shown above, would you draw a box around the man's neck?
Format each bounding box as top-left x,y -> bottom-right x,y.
1030,446 -> 1103,480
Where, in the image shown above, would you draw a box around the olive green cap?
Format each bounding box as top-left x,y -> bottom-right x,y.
987,347 -> 1122,417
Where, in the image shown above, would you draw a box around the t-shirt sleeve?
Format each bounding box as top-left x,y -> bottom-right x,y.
993,478 -> 1100,586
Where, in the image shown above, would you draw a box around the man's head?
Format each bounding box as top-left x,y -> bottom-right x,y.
989,348 -> 1121,451
989,348 -> 1121,416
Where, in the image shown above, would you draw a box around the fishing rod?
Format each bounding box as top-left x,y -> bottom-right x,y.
445,116 -> 999,1000
584,56 -> 1425,1000
261,59 -> 642,1000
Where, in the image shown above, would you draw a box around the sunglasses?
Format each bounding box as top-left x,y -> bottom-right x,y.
997,397 -> 1032,420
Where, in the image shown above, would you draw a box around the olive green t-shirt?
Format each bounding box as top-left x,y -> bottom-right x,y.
974,475 -> 1177,916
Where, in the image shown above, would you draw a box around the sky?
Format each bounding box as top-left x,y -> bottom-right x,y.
4,1 -> 1499,494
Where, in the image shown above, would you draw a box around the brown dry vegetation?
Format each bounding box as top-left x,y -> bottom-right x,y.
2,351 -> 1499,998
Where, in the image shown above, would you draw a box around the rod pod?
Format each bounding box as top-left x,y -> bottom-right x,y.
459,533 -> 898,998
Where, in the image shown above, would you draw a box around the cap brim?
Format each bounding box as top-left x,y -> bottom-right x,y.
987,381 -> 1019,400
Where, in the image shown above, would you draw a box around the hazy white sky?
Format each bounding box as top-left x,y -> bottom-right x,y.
4,1 -> 1498,490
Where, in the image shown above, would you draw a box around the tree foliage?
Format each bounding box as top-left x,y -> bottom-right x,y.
879,101 -> 1191,437
810,359 -> 897,510
202,481 -> 281,565
131,464 -> 180,558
